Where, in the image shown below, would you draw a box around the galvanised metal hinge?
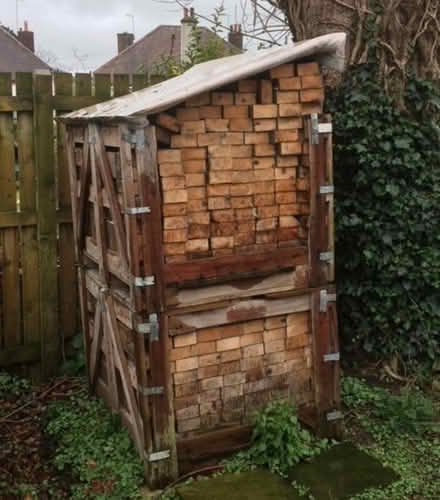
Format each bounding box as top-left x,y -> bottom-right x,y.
320,289 -> 337,313
323,352 -> 340,362
311,113 -> 319,144
136,313 -> 159,342
326,410 -> 343,422
145,450 -> 171,462
125,207 -> 151,215
134,275 -> 155,287
122,129 -> 145,152
137,385 -> 164,396
320,185 -> 334,195
311,115 -> 333,145
320,251 -> 334,263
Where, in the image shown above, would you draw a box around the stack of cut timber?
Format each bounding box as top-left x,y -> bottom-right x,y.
169,311 -> 313,434
152,61 -> 323,263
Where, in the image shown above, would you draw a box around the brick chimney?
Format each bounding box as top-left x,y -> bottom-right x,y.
180,7 -> 196,63
117,32 -> 134,54
228,24 -> 243,51
18,21 -> 35,52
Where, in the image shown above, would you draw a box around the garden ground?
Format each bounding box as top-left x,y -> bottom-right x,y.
1,364 -> 439,500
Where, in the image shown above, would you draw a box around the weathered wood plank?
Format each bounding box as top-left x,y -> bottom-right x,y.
170,294 -> 311,334
0,95 -> 33,112
0,343 -> 40,367
0,73 -> 21,351
93,124 -> 129,272
119,123 -> 154,462
0,211 -> 37,228
113,74 -> 130,97
56,73 -> 78,341
167,270 -> 297,310
2,228 -> 21,347
33,71 -> 59,377
16,73 -> 35,212
136,125 -> 178,485
164,247 -> 307,284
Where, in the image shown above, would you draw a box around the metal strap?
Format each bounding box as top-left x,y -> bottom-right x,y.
320,185 -> 334,195
125,207 -> 151,215
311,113 -> 319,144
122,129 -> 145,152
320,290 -> 337,312
320,251 -> 334,263
134,276 -> 155,287
324,352 -> 340,362
326,410 -> 343,422
147,450 -> 171,462
136,314 -> 159,342
318,123 -> 333,134
138,385 -> 164,396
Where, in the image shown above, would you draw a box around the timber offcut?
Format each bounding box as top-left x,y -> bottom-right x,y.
60,33 -> 346,488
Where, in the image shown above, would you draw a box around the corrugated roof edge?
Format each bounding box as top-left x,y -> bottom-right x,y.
61,32 -> 346,123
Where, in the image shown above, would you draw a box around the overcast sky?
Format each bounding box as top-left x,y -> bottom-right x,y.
1,0 -> 246,71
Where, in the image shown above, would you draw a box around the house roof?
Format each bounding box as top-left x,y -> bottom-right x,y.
0,26 -> 50,73
95,25 -> 238,75
63,33 -> 346,123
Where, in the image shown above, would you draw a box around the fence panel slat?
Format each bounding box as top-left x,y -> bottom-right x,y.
0,73 -> 21,352
34,72 -> 59,377
114,74 -> 130,97
55,73 -> 78,342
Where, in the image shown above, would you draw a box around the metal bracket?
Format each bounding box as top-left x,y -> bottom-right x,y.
146,450 -> 171,463
311,113 -> 319,144
320,289 -> 337,312
326,410 -> 343,422
136,313 -> 160,342
122,129 -> 145,152
318,123 -> 333,134
324,352 -> 340,362
125,207 -> 151,215
320,251 -> 334,263
320,185 -> 334,195
138,385 -> 164,396
134,276 -> 155,287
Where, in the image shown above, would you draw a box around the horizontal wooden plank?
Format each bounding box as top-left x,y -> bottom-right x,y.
0,211 -> 37,228
177,404 -> 317,469
167,270 -> 297,311
0,343 -> 40,366
170,293 -> 310,333
52,95 -> 107,111
0,210 -> 72,228
177,424 -> 253,467
0,96 -> 33,112
164,247 -> 308,284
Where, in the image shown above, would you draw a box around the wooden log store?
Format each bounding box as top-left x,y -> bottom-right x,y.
60,33 -> 346,487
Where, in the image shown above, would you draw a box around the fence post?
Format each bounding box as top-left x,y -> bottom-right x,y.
33,70 -> 59,378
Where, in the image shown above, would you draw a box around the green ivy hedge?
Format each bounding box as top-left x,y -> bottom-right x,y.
326,65 -> 440,368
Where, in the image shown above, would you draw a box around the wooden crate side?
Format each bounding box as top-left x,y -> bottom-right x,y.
169,300 -> 315,438
151,61 -> 325,286
135,125 -> 178,486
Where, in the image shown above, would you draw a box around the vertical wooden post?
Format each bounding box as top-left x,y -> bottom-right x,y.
0,73 -> 21,355
33,70 -> 59,378
135,123 -> 178,486
311,287 -> 341,437
17,72 -> 41,379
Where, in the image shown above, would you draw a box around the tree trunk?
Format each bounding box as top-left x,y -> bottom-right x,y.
270,0 -> 440,105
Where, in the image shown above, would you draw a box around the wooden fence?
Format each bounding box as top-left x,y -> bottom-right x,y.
0,71 -> 148,378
